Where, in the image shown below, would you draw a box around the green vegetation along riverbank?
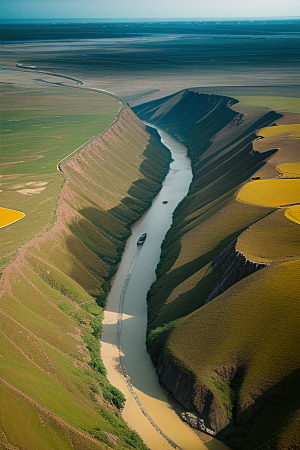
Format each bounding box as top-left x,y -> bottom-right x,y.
0,81 -> 171,449
133,88 -> 300,450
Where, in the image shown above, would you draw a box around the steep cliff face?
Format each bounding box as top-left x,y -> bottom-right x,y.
157,355 -> 196,412
0,104 -> 170,450
205,239 -> 267,304
134,89 -> 240,166
157,354 -> 217,432
135,90 -> 300,450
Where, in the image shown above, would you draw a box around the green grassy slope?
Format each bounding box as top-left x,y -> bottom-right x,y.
0,84 -> 121,270
0,85 -> 171,449
168,260 -> 300,449
133,89 -> 300,449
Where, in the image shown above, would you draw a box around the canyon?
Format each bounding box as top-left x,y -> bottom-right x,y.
1,21 -> 299,449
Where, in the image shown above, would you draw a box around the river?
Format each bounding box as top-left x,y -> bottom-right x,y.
101,125 -> 230,450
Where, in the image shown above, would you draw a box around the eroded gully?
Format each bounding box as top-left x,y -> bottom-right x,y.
101,125 -> 230,450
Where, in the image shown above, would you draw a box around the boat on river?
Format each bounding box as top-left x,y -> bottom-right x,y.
137,233 -> 147,245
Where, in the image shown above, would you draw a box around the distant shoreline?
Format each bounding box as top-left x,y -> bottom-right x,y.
1,17 -> 300,23
1,19 -> 299,44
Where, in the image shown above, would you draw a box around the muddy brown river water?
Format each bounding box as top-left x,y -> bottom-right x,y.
101,125 -> 230,450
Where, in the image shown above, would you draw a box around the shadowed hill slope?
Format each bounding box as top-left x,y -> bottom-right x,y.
0,103 -> 171,450
133,89 -> 300,450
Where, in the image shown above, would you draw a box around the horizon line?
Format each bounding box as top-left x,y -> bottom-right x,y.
1,16 -> 300,22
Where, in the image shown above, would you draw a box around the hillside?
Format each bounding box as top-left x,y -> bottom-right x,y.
0,84 -> 171,450
133,89 -> 300,449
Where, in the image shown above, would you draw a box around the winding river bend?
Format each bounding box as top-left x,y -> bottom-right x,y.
101,126 -> 229,450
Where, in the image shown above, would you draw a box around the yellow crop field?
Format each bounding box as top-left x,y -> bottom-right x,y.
0,206 -> 25,228
285,205 -> 300,225
258,124 -> 300,138
277,162 -> 300,178
237,209 -> 300,263
236,179 -> 300,208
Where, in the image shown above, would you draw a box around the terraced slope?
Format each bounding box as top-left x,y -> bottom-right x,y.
0,86 -> 171,449
133,90 -> 300,450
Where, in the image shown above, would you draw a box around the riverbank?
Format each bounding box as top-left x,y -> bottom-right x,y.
101,125 -> 230,450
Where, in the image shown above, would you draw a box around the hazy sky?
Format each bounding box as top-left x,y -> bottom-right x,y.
1,0 -> 299,19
